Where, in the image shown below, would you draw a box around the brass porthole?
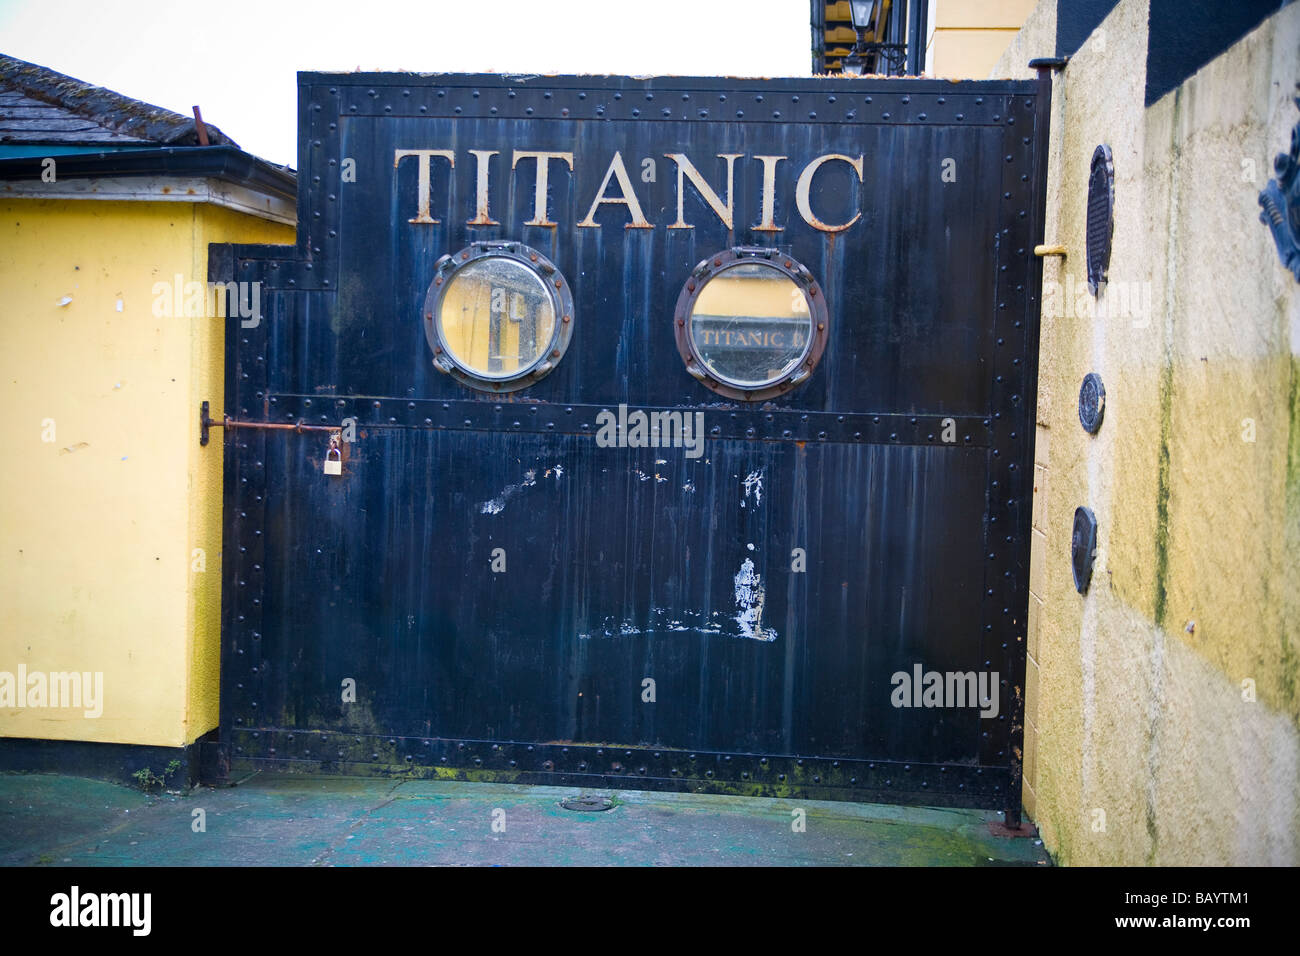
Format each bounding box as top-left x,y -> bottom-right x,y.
673,247 -> 829,402
422,241 -> 574,392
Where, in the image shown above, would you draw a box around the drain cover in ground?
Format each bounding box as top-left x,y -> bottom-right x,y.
560,795 -> 614,812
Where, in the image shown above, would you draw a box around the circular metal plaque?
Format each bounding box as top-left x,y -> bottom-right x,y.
1078,372 -> 1106,433
1071,506 -> 1098,594
1086,145 -> 1114,296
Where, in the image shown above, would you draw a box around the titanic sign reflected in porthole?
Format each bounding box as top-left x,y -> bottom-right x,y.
673,248 -> 829,401
423,242 -> 574,392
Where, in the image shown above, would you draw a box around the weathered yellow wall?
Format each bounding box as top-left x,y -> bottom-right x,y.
928,0 -> 1037,78
0,199 -> 292,748
995,0 -> 1300,864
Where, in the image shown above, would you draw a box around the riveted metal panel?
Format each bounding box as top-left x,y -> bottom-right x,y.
214,72 -> 1049,815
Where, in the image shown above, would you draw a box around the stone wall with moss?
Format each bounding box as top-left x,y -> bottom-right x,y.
994,0 -> 1300,865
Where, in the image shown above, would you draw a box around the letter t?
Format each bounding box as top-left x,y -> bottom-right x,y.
394,149 -> 455,224
512,150 -> 575,227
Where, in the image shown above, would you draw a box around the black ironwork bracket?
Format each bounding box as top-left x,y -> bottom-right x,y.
1259,84 -> 1300,282
863,42 -> 909,75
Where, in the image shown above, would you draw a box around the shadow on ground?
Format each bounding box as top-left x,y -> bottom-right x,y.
0,772 -> 1053,866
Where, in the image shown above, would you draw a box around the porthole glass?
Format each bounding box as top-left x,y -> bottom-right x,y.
423,242 -> 573,392
674,249 -> 828,401
691,263 -> 811,387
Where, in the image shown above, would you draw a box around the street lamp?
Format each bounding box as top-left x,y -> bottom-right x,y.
845,1 -> 876,75
848,0 -> 876,44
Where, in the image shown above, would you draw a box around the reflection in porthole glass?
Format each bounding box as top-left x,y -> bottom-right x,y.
673,249 -> 828,402
439,257 -> 556,379
689,263 -> 813,388
423,242 -> 573,393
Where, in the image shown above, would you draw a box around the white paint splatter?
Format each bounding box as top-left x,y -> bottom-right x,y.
581,607 -> 739,639
741,469 -> 763,509
479,465 -> 549,515
733,557 -> 776,641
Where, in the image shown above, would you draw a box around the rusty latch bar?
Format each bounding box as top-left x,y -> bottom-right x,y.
200,400 -> 338,446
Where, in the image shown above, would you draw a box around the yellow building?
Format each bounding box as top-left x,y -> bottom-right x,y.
815,0 -> 1037,76
925,0 -> 1038,78
0,54 -> 294,783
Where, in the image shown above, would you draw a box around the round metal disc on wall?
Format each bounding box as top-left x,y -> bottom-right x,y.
1071,506 -> 1098,594
1078,372 -> 1106,433
1086,145 -> 1114,296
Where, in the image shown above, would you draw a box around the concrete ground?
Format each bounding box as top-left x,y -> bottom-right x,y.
0,772 -> 1052,866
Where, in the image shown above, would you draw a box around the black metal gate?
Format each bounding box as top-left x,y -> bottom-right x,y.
212,71 -> 1049,818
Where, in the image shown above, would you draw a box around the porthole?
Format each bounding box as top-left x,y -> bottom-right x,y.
422,242 -> 573,392
673,248 -> 828,401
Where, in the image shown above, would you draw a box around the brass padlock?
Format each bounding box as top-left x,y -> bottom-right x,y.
323,437 -> 342,476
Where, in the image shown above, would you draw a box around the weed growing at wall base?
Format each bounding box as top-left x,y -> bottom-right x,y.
132,759 -> 181,793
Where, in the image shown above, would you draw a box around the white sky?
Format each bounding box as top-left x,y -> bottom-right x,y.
0,0 -> 812,166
